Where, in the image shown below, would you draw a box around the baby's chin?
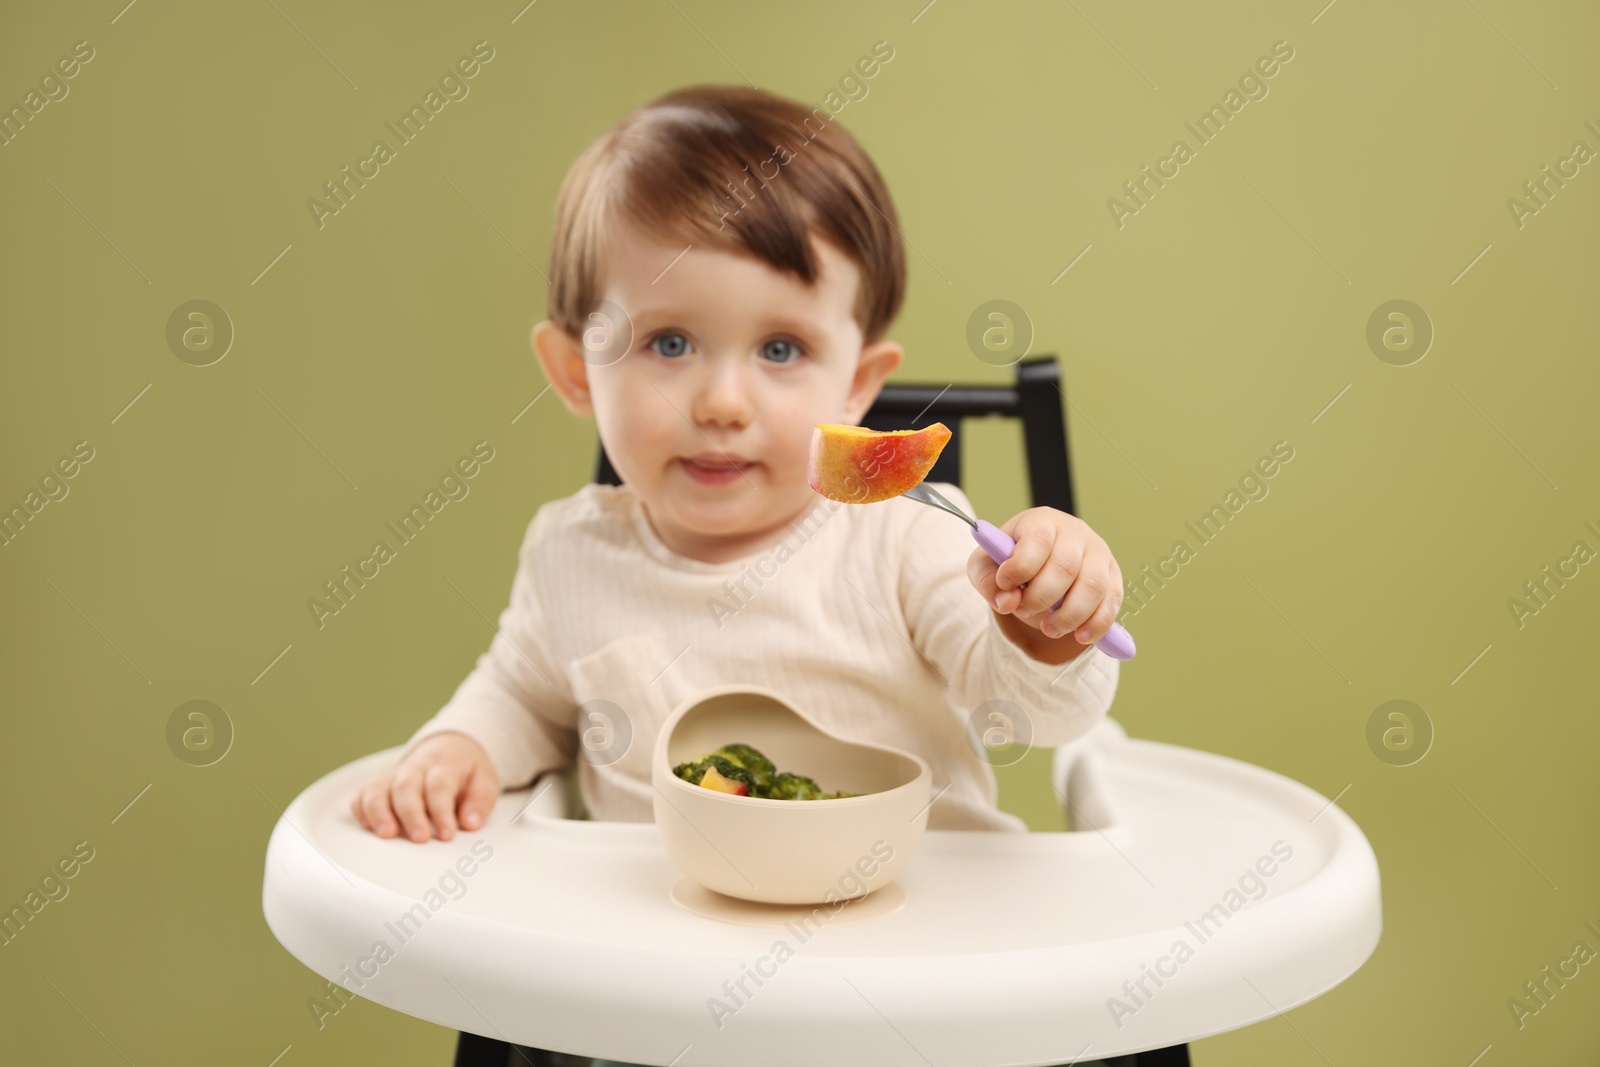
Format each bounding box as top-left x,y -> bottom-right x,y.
655,481 -> 815,536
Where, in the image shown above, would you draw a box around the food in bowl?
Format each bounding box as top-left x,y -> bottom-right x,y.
672,743 -> 859,800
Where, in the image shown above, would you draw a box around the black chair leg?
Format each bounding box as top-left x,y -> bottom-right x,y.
454,1033 -> 571,1067
1134,1043 -> 1191,1065
454,1031 -> 513,1067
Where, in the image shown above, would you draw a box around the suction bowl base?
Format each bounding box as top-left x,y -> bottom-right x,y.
669,877 -> 907,928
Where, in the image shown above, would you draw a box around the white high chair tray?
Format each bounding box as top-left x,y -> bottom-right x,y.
263,719 -> 1381,1065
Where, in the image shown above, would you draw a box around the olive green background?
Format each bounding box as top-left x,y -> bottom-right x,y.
2,0 -> 1596,1063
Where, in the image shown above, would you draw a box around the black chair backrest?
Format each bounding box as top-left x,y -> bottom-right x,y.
595,355 -> 1076,515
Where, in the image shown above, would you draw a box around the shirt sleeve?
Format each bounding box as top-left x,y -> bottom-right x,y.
401,507 -> 577,789
896,482 -> 1119,749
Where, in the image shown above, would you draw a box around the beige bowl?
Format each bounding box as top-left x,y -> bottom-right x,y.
652,684 -> 932,905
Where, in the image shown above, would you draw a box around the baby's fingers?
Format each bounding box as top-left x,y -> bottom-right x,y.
389,766 -> 434,842
994,514 -> 1053,594
424,765 -> 463,840
968,547 -> 1021,614
357,779 -> 402,838
460,765 -> 498,831
1044,548 -> 1119,640
1069,583 -> 1123,644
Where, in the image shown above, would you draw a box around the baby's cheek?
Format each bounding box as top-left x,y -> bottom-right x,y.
755,423 -> 802,474
770,443 -> 809,482
597,396 -> 671,467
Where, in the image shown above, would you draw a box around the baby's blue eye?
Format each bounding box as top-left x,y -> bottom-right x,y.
651,333 -> 690,358
762,339 -> 800,363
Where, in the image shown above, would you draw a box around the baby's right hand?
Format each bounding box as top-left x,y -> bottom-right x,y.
351,732 -> 501,843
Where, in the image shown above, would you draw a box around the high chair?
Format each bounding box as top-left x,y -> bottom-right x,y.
263,357 -> 1381,1066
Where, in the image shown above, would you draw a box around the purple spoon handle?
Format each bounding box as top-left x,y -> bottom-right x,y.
972,520 -> 1137,661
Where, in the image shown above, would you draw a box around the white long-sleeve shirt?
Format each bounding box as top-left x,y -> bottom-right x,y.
402,481 -> 1119,832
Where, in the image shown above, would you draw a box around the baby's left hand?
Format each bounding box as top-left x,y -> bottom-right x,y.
967,507 -> 1123,645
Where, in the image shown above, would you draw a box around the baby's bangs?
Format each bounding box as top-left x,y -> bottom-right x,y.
610,108 -> 827,286
546,85 -> 904,345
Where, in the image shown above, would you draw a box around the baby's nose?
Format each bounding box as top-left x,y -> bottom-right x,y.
692,361 -> 754,426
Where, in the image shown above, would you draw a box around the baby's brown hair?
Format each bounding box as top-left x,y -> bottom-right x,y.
546,84 -> 906,346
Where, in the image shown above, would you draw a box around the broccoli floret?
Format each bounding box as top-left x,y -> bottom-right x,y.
710,743 -> 776,793
766,772 -> 825,801
672,754 -> 754,789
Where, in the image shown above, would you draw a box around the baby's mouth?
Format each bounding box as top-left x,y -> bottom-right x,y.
679,456 -> 754,485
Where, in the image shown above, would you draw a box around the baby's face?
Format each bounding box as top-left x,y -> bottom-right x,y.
582,219 -> 899,563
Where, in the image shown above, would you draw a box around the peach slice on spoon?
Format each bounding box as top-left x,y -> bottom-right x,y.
806,423 -> 952,504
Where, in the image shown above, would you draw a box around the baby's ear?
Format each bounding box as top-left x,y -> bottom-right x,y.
843,339 -> 904,423
531,320 -> 594,417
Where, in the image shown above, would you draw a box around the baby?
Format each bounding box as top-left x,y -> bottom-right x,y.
352,84 -> 1124,846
